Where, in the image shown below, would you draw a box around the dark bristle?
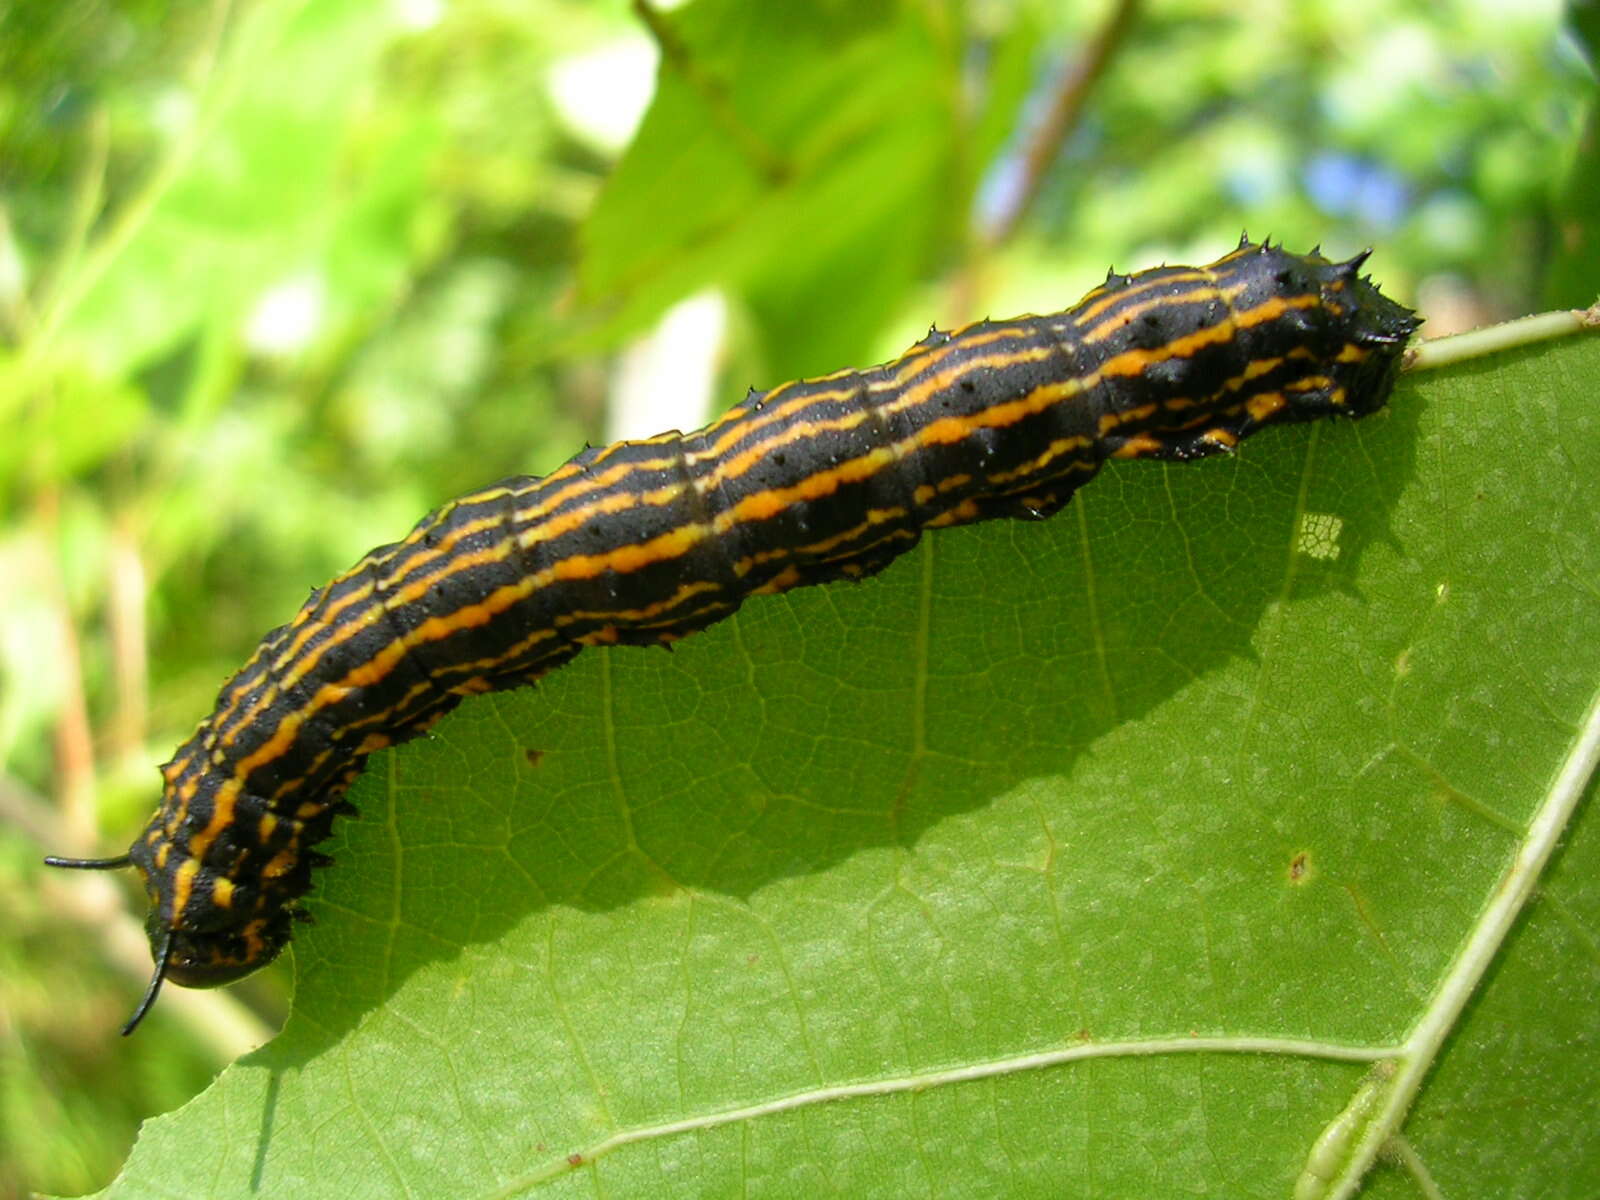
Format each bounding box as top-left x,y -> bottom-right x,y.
121,931 -> 173,1036
1340,248 -> 1373,275
44,853 -> 133,871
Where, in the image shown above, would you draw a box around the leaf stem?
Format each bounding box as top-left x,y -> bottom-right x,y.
1406,304 -> 1600,373
979,0 -> 1144,248
1314,685 -> 1600,1199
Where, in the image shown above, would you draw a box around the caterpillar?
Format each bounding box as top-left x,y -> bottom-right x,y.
47,238 -> 1419,1034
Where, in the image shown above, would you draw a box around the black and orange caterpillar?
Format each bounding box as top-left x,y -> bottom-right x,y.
48,239 -> 1419,1033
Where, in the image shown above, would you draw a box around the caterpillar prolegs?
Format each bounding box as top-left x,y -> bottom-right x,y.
47,238 -> 1420,1033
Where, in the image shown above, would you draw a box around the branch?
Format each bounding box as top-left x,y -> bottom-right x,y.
981,0 -> 1143,248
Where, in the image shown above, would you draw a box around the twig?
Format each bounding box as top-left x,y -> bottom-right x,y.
981,0 -> 1143,249
107,517 -> 150,762
32,497 -> 98,844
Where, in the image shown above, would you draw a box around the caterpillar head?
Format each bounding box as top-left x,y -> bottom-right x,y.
153,909 -> 297,988
1239,243 -> 1421,418
47,802 -> 311,1033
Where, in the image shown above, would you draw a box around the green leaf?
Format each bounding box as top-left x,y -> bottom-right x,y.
92,332 -> 1599,1197
43,0 -> 429,383
1544,103 -> 1600,310
576,1 -> 961,375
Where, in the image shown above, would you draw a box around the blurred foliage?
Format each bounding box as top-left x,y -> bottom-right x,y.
1547,0 -> 1600,305
0,0 -> 1592,1194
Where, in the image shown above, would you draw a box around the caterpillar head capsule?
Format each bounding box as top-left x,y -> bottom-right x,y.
47,788 -> 311,1033
1221,241 -> 1421,422
1311,246 -> 1422,416
46,845 -> 299,1034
